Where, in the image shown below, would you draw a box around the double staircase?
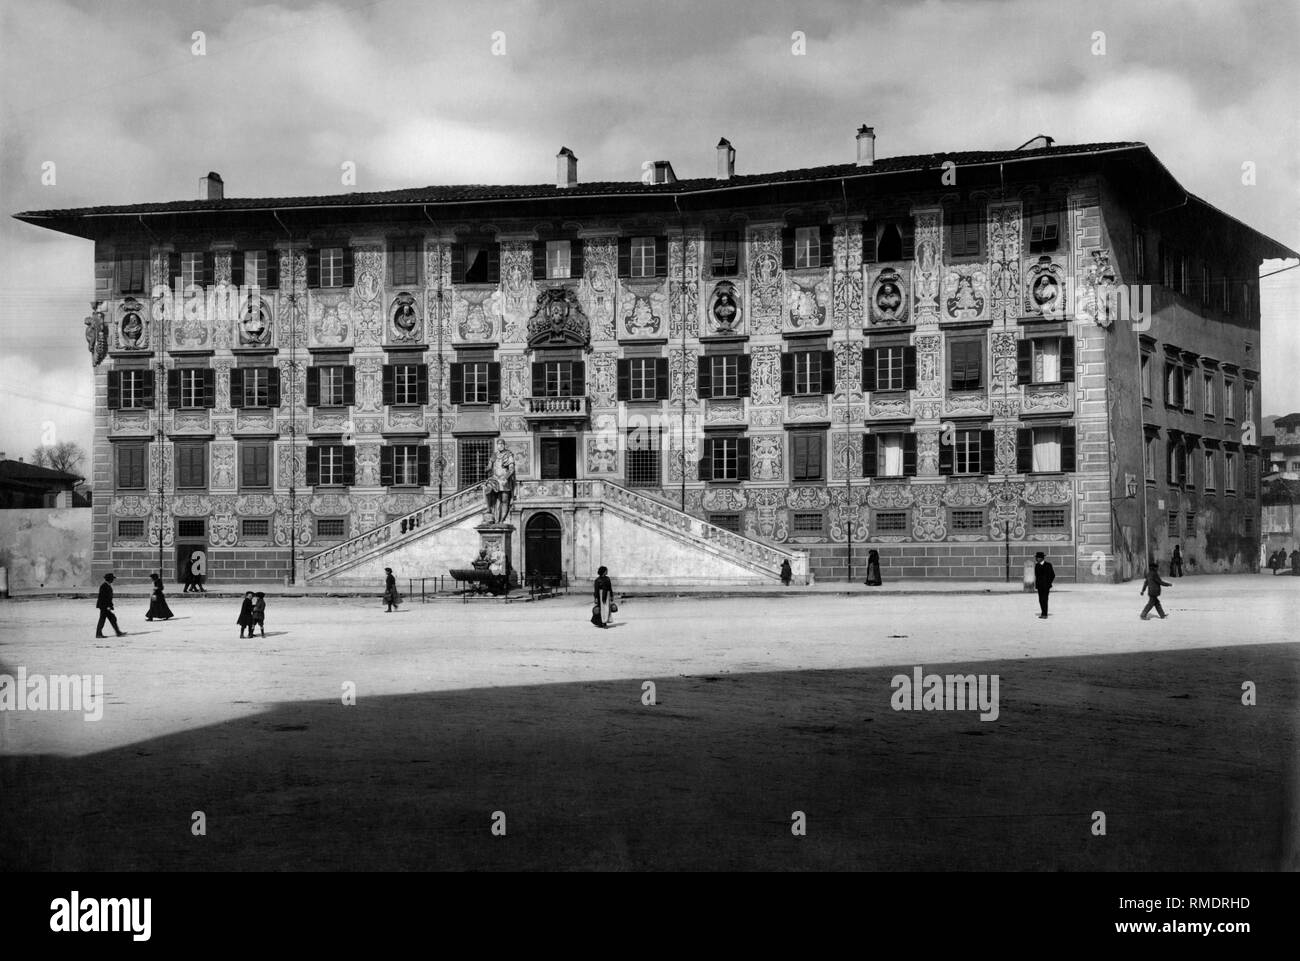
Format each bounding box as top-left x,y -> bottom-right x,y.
303,479 -> 806,584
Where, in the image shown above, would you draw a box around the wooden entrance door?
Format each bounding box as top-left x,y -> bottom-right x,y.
524,512 -> 563,579
540,437 -> 577,479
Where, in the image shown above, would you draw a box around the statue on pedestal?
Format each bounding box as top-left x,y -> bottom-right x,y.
483,438 -> 516,524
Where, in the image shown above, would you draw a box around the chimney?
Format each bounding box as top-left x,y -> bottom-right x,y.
716,138 -> 735,180
556,147 -> 578,188
201,171 -> 224,200
651,160 -> 677,184
856,126 -> 875,167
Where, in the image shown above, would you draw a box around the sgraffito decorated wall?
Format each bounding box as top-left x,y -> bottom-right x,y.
0,508 -> 93,590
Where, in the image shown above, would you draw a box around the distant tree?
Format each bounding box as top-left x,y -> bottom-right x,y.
30,441 -> 87,477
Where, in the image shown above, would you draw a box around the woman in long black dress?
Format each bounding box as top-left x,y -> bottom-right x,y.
864,549 -> 883,586
145,572 -> 174,621
591,566 -> 614,628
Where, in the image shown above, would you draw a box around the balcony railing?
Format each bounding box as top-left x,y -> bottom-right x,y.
524,395 -> 589,417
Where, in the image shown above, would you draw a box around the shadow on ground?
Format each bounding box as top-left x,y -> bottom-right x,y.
1,642 -> 1296,871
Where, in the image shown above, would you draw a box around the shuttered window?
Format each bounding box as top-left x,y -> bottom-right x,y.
791,432 -> 824,481
389,240 -> 421,286
115,252 -> 149,294
115,444 -> 147,489
239,443 -> 271,489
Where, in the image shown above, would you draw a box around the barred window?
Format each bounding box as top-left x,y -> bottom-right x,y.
1167,510 -> 1179,537
625,426 -> 660,488
1030,508 -> 1067,529
874,511 -> 908,533
117,519 -> 145,538
792,512 -> 823,534
241,519 -> 270,537
709,513 -> 741,533
316,518 -> 346,538
951,509 -> 985,532
177,518 -> 206,538
1185,511 -> 1196,538
459,438 -> 493,489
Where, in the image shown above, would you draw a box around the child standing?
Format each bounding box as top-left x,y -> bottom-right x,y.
251,592 -> 267,638
1139,564 -> 1172,620
237,591 -> 255,637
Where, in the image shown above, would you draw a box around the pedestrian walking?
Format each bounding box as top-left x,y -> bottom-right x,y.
95,572 -> 126,638
251,592 -> 267,637
591,566 -> 615,628
864,549 -> 883,586
183,555 -> 197,592
145,572 -> 174,621
779,559 -> 792,586
383,568 -> 400,612
1033,551 -> 1055,619
237,591 -> 255,638
1140,563 -> 1172,619
1170,544 -> 1183,577
1290,548 -> 1300,576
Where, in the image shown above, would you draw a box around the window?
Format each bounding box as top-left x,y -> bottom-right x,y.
1144,434 -> 1157,482
1134,231 -> 1146,281
316,518 -> 347,539
311,366 -> 354,407
455,242 -> 499,284
872,222 -> 913,263
238,249 -> 278,291
1244,383 -> 1255,422
628,358 -> 658,402
1225,450 -> 1237,492
181,369 -> 205,409
630,237 -> 656,278
458,438 -> 493,489
546,241 -> 572,280
175,443 -> 206,489
1185,511 -> 1196,537
865,432 -> 915,478
110,369 -> 154,410
1203,449 -> 1216,490
792,512 -> 824,534
949,339 -> 984,392
625,426 -> 661,488
1222,277 -> 1231,314
1161,244 -> 1182,291
1166,440 -> 1184,486
710,231 -> 740,277
1243,515 -> 1253,535
1184,444 -> 1195,489
1031,427 -> 1061,473
1179,255 -> 1189,296
385,445 -> 425,487
874,511 -> 908,533
709,513 -> 741,533
461,362 -> 492,405
706,355 -> 739,399
1025,204 -> 1062,254
1030,508 -> 1067,530
240,443 -> 271,489
946,207 -> 983,258
312,445 -> 348,486
241,519 -> 270,538
793,226 -> 821,269
1165,361 -> 1185,408
951,509 -> 985,532
544,362 -> 574,397
181,251 -> 205,288
177,518 -> 206,539
866,345 -> 916,392
1201,265 -> 1212,305
953,429 -> 983,475
1223,378 -> 1235,420
117,519 -> 145,538
1017,425 -> 1075,473
115,252 -> 149,294
320,247 -> 345,288
243,368 -> 271,408
116,444 -> 147,490
1181,367 -> 1193,412
1167,510 -> 1179,537
1245,454 -> 1258,497
793,352 -> 822,396
391,364 -> 423,406
700,436 -> 750,482
1140,353 -> 1152,402
791,432 -> 825,482
388,240 -> 421,286
1017,336 -> 1075,386
1203,372 -> 1216,418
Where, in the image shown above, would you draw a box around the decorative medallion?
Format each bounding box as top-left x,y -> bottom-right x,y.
239,296 -> 273,346
389,291 -> 421,343
869,267 -> 909,325
1024,255 -> 1067,319
528,287 -> 589,347
708,281 -> 742,334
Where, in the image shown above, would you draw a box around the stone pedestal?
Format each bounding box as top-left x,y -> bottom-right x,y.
475,523 -> 517,593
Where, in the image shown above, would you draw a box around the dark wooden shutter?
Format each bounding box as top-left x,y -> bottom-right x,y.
654,237 -> 668,278
486,244 -> 500,284
306,446 -> 320,486
341,445 -> 356,485
417,445 -> 431,486
385,244 -> 395,287
229,367 -> 245,408
697,439 -> 713,481
380,446 -> 395,487
449,362 -> 464,405
792,434 -> 808,479
616,359 -> 631,401
531,363 -> 545,397
696,355 -> 712,399
450,244 -> 465,284
780,353 -> 795,396
820,350 -> 836,394
617,238 -> 631,278
862,221 -> 876,264
416,364 -> 429,405
341,248 -> 355,287
1017,428 -> 1034,473
571,361 -> 586,396
265,250 -> 280,290
201,252 -> 215,287
486,362 -> 501,404
979,429 -> 996,475
532,242 -> 547,281
1061,337 -> 1076,383
781,228 -> 795,269
342,366 -> 356,406
306,367 -> 320,407
306,248 -> 320,288
1017,339 -> 1033,385
902,346 -> 917,391
818,225 -> 834,268
1061,425 -> 1076,472
202,368 -> 216,408
570,240 -> 584,281
229,251 -> 244,287
938,435 -> 954,475
903,433 -> 917,477
737,437 -> 751,480
167,370 -> 181,409
737,354 -> 751,399
168,252 -> 181,288
107,370 -> 121,410
862,434 -> 878,477
140,370 -> 155,407
381,365 -> 395,407
654,358 -> 669,401
861,348 -> 877,392
900,223 -> 915,262
267,367 -> 281,407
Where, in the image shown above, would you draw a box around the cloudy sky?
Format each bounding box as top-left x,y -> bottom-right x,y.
2,0 -> 1297,469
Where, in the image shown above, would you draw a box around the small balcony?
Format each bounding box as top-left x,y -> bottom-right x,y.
523,394 -> 589,427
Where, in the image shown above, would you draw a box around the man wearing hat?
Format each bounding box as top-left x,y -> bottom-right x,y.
95,572 -> 127,638
383,567 -> 399,612
1032,551 -> 1055,619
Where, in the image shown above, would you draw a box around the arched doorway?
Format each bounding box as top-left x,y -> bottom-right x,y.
525,512 -> 563,580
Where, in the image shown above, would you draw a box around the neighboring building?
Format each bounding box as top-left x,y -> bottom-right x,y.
1263,413 -> 1300,478
15,134 -> 1296,584
0,457 -> 83,509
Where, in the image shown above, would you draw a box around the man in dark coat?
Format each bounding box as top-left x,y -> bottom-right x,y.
384,568 -> 399,612
1033,551 -> 1055,619
95,573 -> 127,638
1170,544 -> 1183,577
1140,563 -> 1172,619
1291,548 -> 1300,576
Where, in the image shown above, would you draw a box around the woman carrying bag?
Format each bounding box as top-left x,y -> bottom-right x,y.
591,566 -> 617,628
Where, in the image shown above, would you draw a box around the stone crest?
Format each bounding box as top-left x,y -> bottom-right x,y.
528,287 -> 590,347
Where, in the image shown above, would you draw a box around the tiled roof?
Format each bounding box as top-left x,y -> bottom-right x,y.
14,142 -> 1146,218
0,459 -> 82,483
